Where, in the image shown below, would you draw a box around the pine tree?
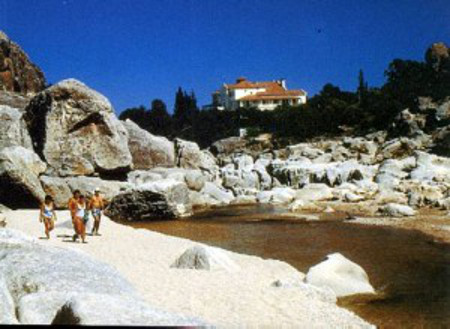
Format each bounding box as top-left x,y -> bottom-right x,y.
357,69 -> 368,104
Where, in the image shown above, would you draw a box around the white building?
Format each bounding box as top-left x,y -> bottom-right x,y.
210,77 -> 307,111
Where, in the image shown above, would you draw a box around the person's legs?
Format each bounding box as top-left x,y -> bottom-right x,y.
79,220 -> 86,243
93,214 -> 101,235
44,219 -> 50,239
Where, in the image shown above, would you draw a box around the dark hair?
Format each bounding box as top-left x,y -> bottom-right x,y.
79,194 -> 85,200
44,195 -> 53,202
73,190 -> 81,195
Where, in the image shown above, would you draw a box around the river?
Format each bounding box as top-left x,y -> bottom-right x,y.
127,204 -> 450,328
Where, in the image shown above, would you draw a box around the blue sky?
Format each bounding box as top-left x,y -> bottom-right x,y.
1,0 -> 449,113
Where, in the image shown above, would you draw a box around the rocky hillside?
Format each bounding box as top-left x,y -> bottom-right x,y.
0,31 -> 46,95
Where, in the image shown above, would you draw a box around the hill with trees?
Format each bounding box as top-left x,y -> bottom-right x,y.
120,42 -> 450,148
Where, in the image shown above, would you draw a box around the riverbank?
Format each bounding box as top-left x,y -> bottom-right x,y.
3,209 -> 373,327
290,201 -> 450,244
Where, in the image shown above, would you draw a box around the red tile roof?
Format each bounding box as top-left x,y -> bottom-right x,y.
224,78 -> 306,100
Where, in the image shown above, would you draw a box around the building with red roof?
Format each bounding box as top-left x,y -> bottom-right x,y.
209,77 -> 307,111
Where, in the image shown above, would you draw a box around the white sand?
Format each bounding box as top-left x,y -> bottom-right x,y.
5,210 -> 373,327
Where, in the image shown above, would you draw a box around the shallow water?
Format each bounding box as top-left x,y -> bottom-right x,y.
128,204 -> 450,328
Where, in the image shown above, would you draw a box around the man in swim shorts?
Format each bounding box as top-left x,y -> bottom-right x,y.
89,188 -> 105,236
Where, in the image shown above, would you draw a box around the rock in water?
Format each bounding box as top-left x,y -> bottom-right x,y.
0,229 -> 202,325
0,31 -> 46,95
305,253 -> 375,297
379,203 -> 416,217
0,146 -> 46,208
122,119 -> 175,169
23,79 -> 132,176
105,179 -> 192,221
0,105 -> 32,149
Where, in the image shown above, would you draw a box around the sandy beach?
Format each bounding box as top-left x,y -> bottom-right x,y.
4,209 -> 373,327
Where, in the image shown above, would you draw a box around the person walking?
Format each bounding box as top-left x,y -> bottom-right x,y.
40,195 -> 57,239
89,188 -> 104,236
68,190 -> 80,242
73,194 -> 88,243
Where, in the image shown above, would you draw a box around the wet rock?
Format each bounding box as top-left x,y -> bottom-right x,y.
23,79 -> 132,176
122,119 -> 175,169
305,253 -> 375,297
0,146 -> 46,207
0,105 -> 32,149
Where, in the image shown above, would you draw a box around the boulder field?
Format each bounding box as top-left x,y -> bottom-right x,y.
0,75 -> 448,221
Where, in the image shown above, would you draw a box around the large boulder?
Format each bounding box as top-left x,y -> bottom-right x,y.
39,176 -> 72,209
305,253 -> 375,297
174,139 -> 217,172
122,119 -> 175,169
40,175 -> 132,209
23,79 -> 132,176
0,31 -> 46,95
0,146 -> 46,208
0,105 -> 32,149
0,229 -> 201,325
105,179 -> 192,221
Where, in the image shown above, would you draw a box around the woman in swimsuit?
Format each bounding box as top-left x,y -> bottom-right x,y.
40,195 -> 57,239
73,194 -> 88,243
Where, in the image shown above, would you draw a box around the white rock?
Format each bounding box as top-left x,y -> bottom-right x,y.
0,229 -> 202,325
200,182 -> 234,204
294,184 -> 334,202
380,203 -> 416,217
171,245 -> 239,272
305,253 -> 375,297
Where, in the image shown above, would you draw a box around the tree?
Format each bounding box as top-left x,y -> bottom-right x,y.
148,99 -> 172,136
357,69 -> 368,105
119,106 -> 148,129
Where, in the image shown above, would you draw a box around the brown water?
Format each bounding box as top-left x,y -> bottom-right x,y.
128,204 -> 450,328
